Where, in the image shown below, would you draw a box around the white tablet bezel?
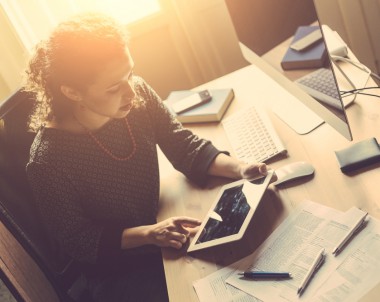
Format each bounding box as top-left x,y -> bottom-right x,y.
187,170 -> 274,252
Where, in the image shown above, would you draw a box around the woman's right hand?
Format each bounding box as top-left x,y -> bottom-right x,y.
148,216 -> 201,249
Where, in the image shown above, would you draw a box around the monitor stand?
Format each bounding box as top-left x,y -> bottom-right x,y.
270,95 -> 324,135
239,42 -> 324,135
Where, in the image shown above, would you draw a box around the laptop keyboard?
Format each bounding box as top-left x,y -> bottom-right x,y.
296,68 -> 340,99
295,67 -> 347,110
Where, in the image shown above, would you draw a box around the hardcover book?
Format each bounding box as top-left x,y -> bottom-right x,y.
281,26 -> 327,70
165,88 -> 234,123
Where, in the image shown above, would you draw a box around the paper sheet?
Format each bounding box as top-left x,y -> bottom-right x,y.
193,201 -> 379,302
193,263 -> 261,302
310,230 -> 380,302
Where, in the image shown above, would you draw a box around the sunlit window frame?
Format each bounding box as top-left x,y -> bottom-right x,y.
124,0 -> 170,36
75,0 -> 165,27
0,0 -> 170,52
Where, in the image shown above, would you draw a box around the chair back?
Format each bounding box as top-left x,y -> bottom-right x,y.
0,89 -> 86,301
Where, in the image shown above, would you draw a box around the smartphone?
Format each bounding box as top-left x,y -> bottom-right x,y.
171,90 -> 212,114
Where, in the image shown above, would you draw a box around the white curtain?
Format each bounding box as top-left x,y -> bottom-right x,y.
1,0 -> 78,53
0,0 -> 79,98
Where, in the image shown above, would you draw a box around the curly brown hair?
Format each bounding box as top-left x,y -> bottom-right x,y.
24,12 -> 130,132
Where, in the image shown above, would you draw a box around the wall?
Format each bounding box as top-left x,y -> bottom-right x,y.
224,0 -> 317,56
1,0 -> 378,104
223,0 -> 380,77
128,0 -> 248,98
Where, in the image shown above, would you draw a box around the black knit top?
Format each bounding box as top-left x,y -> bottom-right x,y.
26,77 -> 222,272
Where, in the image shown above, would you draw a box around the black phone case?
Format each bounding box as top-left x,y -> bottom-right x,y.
335,137 -> 380,173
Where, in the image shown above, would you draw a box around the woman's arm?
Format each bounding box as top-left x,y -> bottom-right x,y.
138,78 -> 270,183
138,78 -> 222,184
207,153 -> 268,180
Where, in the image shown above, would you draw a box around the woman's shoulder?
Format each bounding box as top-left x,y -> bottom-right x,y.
133,75 -> 161,104
29,127 -> 84,162
29,128 -> 54,160
133,75 -> 174,118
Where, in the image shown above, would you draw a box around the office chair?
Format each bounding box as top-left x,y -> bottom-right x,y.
0,89 -> 92,302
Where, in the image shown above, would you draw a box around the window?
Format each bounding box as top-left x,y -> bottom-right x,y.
75,0 -> 161,25
0,0 -> 162,52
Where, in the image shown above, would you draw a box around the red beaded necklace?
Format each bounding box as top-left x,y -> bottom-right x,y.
76,117 -> 137,161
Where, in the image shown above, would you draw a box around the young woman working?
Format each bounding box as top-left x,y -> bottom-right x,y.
25,12 -> 270,301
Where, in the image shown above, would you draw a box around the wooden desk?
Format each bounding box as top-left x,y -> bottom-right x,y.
158,48 -> 380,301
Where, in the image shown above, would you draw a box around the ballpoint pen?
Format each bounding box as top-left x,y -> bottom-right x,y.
332,213 -> 368,256
297,248 -> 325,296
238,271 -> 292,279
334,219 -> 368,256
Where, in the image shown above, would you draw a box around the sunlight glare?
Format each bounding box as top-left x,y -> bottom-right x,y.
81,0 -> 161,24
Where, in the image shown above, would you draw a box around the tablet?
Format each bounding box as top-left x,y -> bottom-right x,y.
187,170 -> 274,252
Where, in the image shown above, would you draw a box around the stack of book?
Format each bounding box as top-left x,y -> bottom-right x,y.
165,88 -> 234,123
281,25 -> 327,70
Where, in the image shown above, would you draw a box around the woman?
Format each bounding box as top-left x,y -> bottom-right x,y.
25,13 -> 269,301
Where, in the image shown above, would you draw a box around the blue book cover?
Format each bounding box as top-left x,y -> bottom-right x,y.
281,26 -> 327,70
165,88 -> 234,123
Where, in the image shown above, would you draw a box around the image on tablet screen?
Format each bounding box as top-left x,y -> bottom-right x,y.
195,177 -> 265,244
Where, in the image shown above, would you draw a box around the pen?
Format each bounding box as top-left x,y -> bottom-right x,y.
239,271 -> 292,279
334,219 -> 368,256
297,248 -> 325,296
332,213 -> 368,256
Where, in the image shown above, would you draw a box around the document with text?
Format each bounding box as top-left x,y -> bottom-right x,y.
193,200 -> 380,302
193,263 -> 261,302
310,231 -> 380,302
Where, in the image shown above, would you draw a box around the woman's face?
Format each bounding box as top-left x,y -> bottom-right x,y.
77,48 -> 136,120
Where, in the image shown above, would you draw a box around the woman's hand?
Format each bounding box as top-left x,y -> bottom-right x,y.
239,162 -> 278,182
148,216 -> 201,249
208,153 -> 277,181
239,162 -> 267,179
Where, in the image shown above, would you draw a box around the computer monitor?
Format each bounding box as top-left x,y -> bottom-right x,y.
224,0 -> 366,141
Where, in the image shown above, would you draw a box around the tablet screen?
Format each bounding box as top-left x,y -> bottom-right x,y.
188,170 -> 274,252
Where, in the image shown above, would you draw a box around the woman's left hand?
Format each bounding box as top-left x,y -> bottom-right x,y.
149,216 -> 201,250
